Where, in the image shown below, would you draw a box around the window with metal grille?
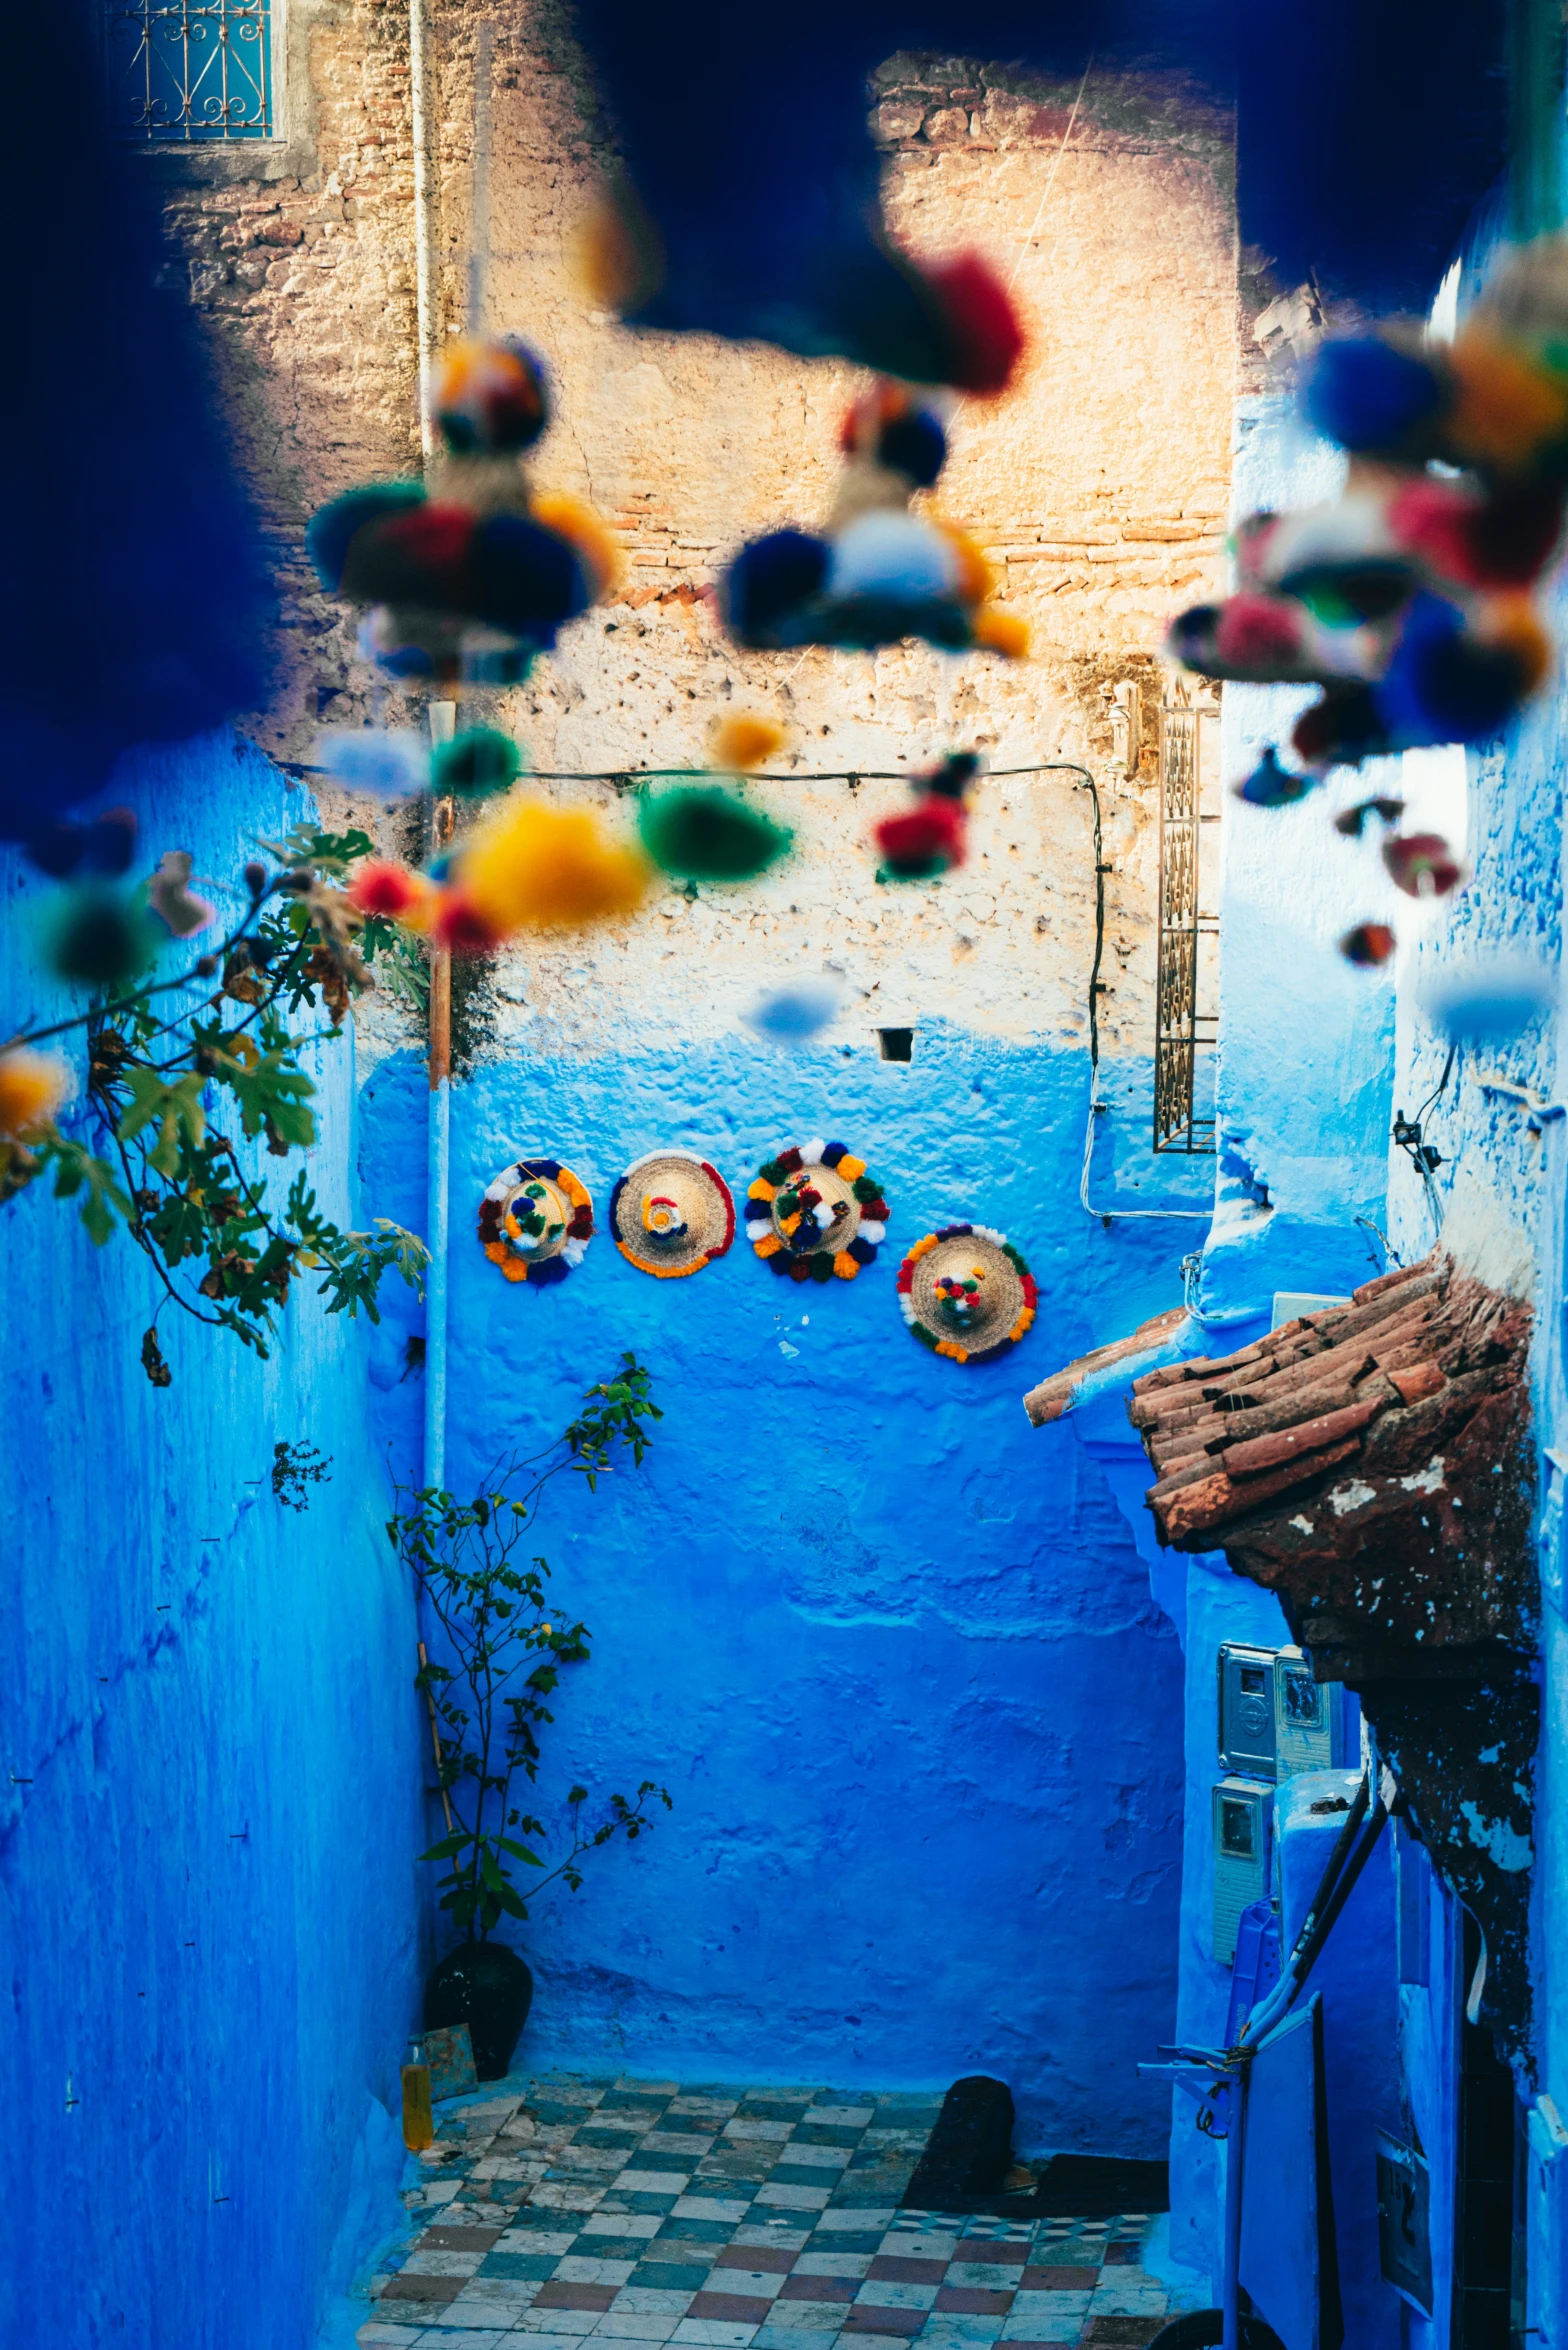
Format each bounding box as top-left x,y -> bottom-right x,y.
1153,687 -> 1219,1154
106,1 -> 273,141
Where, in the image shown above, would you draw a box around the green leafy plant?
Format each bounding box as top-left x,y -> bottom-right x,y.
2,823 -> 427,1376
272,1439 -> 332,1511
389,1355 -> 669,1942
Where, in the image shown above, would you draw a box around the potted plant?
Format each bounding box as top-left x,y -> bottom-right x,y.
388,1353 -> 669,2079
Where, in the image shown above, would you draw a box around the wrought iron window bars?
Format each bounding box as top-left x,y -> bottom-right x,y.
1154,685 -> 1219,1154
107,0 -> 273,140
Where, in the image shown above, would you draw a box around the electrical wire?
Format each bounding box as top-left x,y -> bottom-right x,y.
282,747 -> 1216,1226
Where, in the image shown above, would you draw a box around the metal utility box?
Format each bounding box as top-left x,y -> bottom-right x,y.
1274,1646 -> 1343,1781
1219,1643 -> 1278,1778
1213,1776 -> 1272,1963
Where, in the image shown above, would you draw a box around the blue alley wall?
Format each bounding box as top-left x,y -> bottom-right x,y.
1,737 -> 425,2350
360,1027 -> 1208,2154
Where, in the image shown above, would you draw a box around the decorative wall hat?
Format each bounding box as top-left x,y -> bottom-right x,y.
746,1140 -> 888,1283
897,1224 -> 1037,1363
478,1156 -> 594,1286
609,1151 -> 735,1279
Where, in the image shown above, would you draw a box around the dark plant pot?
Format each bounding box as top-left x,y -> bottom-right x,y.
424,1940 -> 534,2081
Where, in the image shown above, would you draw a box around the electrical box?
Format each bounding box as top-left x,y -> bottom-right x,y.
1213,1777 -> 1272,1964
1219,1643 -> 1278,1778
1274,1646 -> 1343,1781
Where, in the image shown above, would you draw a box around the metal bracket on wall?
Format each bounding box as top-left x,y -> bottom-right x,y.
1154,683 -> 1219,1154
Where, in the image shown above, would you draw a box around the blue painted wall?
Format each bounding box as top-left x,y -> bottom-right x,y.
0,736 -> 424,2350
360,1024 -> 1207,2154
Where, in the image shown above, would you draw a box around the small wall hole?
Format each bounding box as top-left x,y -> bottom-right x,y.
878,1028 -> 914,1062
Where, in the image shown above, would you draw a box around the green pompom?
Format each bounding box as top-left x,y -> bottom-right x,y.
810,1252 -> 835,1282
852,1175 -> 881,1204
49,890 -> 156,987
912,1322 -> 939,1350
638,786 -> 792,884
760,1158 -> 787,1184
431,726 -> 523,800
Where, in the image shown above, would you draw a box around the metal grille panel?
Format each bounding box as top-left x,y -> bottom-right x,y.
107,1 -> 273,140
1154,696 -> 1217,1153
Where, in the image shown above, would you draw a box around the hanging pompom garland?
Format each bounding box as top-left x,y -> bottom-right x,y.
745,1140 -> 889,1282
720,381 -> 1027,660
478,1156 -> 594,1286
897,1225 -> 1037,1363
609,1150 -> 735,1278
874,750 -> 980,879
306,335 -> 619,685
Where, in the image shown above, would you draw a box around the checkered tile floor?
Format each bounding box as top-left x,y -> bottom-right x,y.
358,2076 -> 1176,2350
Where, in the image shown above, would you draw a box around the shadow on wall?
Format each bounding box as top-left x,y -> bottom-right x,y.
362,1019 -> 1207,2153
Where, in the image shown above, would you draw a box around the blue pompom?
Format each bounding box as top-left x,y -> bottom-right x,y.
878,406 -> 947,487
1303,336 -> 1446,454
1376,593 -> 1525,745
1235,748 -> 1315,807
721,529 -> 831,646
473,514 -> 593,635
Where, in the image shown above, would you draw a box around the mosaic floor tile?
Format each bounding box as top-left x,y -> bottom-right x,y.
359,2077 -> 1188,2350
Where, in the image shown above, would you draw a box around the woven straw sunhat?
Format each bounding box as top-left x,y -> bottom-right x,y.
478,1156 -> 594,1286
897,1223 -> 1037,1362
745,1138 -> 890,1283
609,1151 -> 735,1279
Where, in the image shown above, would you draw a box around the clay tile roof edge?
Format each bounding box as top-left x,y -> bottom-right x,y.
1022,1304 -> 1189,1428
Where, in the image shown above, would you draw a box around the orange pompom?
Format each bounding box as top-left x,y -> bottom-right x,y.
567,185 -> 664,313
1479,591 -> 1553,694
533,492 -> 624,598
710,713 -> 786,772
930,519 -> 993,607
971,605 -> 1030,659
1446,330 -> 1568,469
0,1049 -> 71,1140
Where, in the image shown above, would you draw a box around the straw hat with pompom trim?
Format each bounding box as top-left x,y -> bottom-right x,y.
610,1150 -> 735,1279
745,1138 -> 889,1284
896,1223 -> 1036,1362
478,1156 -> 594,1286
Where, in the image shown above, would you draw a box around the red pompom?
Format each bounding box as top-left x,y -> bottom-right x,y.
341,502 -> 478,610
1340,921 -> 1397,967
1213,594 -> 1304,672
348,859 -> 422,917
920,253 -> 1025,396
1389,477 -> 1564,590
1383,832 -> 1464,899
876,798 -> 967,878
430,890 -> 501,954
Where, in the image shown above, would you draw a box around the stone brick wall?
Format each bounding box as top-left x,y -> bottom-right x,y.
148,6 -> 1240,1065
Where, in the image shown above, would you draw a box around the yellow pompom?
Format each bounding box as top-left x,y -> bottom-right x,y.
1447,330 -> 1568,468
458,800 -> 649,933
930,519 -> 994,606
566,187 -> 664,313
711,713 -> 786,772
533,492 -> 624,599
973,605 -> 1031,659
833,1251 -> 860,1280
836,1154 -> 866,1182
0,1050 -> 70,1141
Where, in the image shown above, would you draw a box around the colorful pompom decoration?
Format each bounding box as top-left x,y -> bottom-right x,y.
746,1140 -> 888,1283
609,1149 -> 735,1279
478,1156 -> 593,1286
454,800 -> 650,938
710,713 -> 786,772
1382,831 -> 1466,899
874,750 -> 979,879
1233,750 -> 1316,809
307,336 -> 618,684
0,1050 -> 71,1141
719,380 -> 1025,659
1339,922 -> 1398,968
1333,797 -> 1405,838
430,726 -> 524,801
637,786 -> 793,885
897,1224 -> 1036,1363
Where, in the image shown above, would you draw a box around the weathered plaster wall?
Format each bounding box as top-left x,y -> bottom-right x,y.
360,1021 -> 1195,2153
0,741 -> 423,2350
